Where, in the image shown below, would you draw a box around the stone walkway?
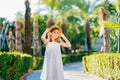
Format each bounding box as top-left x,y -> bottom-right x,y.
26,62 -> 106,80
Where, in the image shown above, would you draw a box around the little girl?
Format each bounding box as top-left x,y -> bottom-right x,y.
40,25 -> 71,80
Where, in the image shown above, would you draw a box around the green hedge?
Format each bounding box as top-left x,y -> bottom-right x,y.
0,79 -> 3,80
32,56 -> 44,70
82,53 -> 120,80
0,51 -> 87,80
0,52 -> 33,80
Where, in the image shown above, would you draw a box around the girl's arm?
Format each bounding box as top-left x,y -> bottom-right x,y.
60,33 -> 71,48
41,28 -> 49,45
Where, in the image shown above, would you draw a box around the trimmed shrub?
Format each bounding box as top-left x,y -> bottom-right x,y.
0,51 -> 88,80
62,55 -> 71,64
0,52 -> 32,80
32,56 -> 44,70
69,53 -> 87,62
0,78 -> 3,80
83,53 -> 120,80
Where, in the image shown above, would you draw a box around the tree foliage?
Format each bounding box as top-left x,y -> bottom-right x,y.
0,17 -> 6,23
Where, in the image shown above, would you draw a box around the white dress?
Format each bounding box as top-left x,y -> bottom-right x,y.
40,41 -> 64,80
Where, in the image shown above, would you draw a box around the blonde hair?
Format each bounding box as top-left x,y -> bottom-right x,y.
48,25 -> 62,43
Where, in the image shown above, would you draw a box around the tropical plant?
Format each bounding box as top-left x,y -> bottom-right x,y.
0,17 -> 6,23
67,15 -> 85,53
40,0 -> 57,28
115,0 -> 120,52
15,12 -> 24,24
31,13 -> 48,55
99,6 -> 111,53
14,20 -> 23,52
0,17 -> 6,30
102,0 -> 120,52
72,0 -> 103,52
24,0 -> 32,54
56,0 -> 73,54
33,17 -> 40,56
8,31 -> 15,51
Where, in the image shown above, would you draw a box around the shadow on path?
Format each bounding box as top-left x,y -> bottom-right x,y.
26,62 -> 106,80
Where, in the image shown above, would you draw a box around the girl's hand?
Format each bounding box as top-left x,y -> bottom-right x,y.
60,33 -> 71,48
45,28 -> 49,33
61,33 -> 64,38
41,28 -> 50,45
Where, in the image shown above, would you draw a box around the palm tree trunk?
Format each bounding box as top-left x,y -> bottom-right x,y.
118,29 -> 120,52
117,2 -> 120,52
103,28 -> 110,52
99,6 -> 111,53
60,18 -> 69,54
33,18 -> 40,56
103,0 -> 110,53
84,19 -> 91,52
71,39 -> 76,54
60,19 -> 67,36
24,0 -> 32,54
46,14 -> 54,28
14,20 -> 22,52
8,31 -> 15,51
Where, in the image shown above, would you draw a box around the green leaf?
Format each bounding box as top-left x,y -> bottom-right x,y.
103,21 -> 120,28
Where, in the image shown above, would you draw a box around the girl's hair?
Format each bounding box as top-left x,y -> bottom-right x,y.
48,25 -> 62,43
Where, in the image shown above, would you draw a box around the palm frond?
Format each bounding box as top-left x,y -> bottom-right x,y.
116,0 -> 120,12
74,0 -> 88,13
103,21 -> 120,28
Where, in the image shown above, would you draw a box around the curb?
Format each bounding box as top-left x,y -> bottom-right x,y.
20,72 -> 32,80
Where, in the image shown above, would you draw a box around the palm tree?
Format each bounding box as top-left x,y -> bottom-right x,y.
104,0 -> 110,53
56,0 -> 73,54
46,14 -> 54,28
8,31 -> 15,51
24,0 -> 32,54
33,17 -> 40,56
103,0 -> 120,52
115,0 -> 120,52
67,15 -> 82,53
40,0 -> 58,27
15,12 -> 24,23
72,0 -> 102,52
99,7 -> 110,53
84,19 -> 91,52
60,18 -> 68,54
14,20 -> 22,52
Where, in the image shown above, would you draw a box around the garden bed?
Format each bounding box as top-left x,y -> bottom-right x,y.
83,53 -> 120,80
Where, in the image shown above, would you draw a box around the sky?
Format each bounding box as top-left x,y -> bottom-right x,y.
0,0 -> 116,21
0,0 -> 39,21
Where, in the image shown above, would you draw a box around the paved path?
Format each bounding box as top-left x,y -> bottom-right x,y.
26,62 -> 106,80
